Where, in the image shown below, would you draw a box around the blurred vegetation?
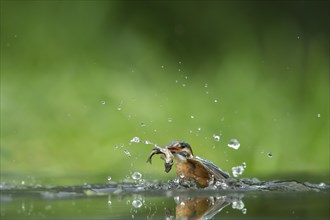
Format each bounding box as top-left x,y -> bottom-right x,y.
1,1 -> 329,185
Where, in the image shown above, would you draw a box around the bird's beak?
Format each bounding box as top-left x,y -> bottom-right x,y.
167,145 -> 182,153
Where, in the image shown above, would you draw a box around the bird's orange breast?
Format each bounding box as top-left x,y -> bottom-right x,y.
175,159 -> 212,188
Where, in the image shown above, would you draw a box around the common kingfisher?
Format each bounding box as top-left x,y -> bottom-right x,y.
147,141 -> 230,188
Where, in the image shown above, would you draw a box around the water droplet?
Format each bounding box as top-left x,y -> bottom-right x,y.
214,99 -> 218,103
168,118 -> 173,123
21,202 -> 25,211
130,137 -> 140,143
228,139 -> 240,150
178,69 -> 181,72
204,83 -> 208,88
108,200 -> 112,206
140,122 -> 145,127
144,140 -> 153,145
132,200 -> 142,208
232,200 -> 245,210
131,171 -> 142,180
124,150 -> 131,157
242,208 -> 247,214
161,65 -> 164,68
318,182 -> 326,188
175,79 -> 179,83
100,100 -> 106,105
45,205 -> 52,211
197,127 -> 201,131
297,35 -> 300,39
184,75 -> 188,79
179,61 -> 182,64
182,83 -> 186,87
268,152 -> 273,158
232,165 -> 245,177
215,181 -> 229,189
190,115 -> 195,119
242,162 -> 247,168
107,176 -> 112,181
213,134 -> 220,142
317,113 -> 321,118
21,181 -> 25,185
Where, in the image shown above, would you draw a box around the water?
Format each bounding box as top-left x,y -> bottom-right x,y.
1,179 -> 329,219
228,139 -> 240,150
232,165 -> 245,177
131,172 -> 142,180
213,134 -> 221,142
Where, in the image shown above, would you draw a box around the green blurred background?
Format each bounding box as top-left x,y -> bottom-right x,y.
1,1 -> 329,185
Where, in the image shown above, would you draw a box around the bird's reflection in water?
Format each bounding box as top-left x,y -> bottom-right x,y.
165,194 -> 244,220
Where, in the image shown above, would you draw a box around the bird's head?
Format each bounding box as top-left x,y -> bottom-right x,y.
167,141 -> 194,158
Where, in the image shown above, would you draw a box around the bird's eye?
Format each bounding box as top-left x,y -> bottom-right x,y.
179,142 -> 187,148
178,151 -> 190,158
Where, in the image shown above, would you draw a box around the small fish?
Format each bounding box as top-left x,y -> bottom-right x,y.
147,146 -> 174,173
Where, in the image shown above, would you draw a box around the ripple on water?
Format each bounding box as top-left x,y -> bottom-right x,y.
0,178 -> 328,199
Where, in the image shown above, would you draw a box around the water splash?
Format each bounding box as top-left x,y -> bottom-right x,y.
213,134 -> 220,142
130,137 -> 141,143
232,200 -> 245,210
144,140 -> 154,145
228,139 -> 240,150
124,150 -> 132,157
232,165 -> 245,177
131,172 -> 142,180
132,200 -> 142,208
117,101 -> 123,111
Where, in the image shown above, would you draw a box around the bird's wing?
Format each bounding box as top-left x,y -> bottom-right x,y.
202,197 -> 230,219
193,156 -> 230,180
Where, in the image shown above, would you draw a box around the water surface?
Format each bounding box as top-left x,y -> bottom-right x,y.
1,179 -> 329,219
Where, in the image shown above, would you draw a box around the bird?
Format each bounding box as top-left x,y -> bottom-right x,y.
173,196 -> 230,219
147,141 -> 230,188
